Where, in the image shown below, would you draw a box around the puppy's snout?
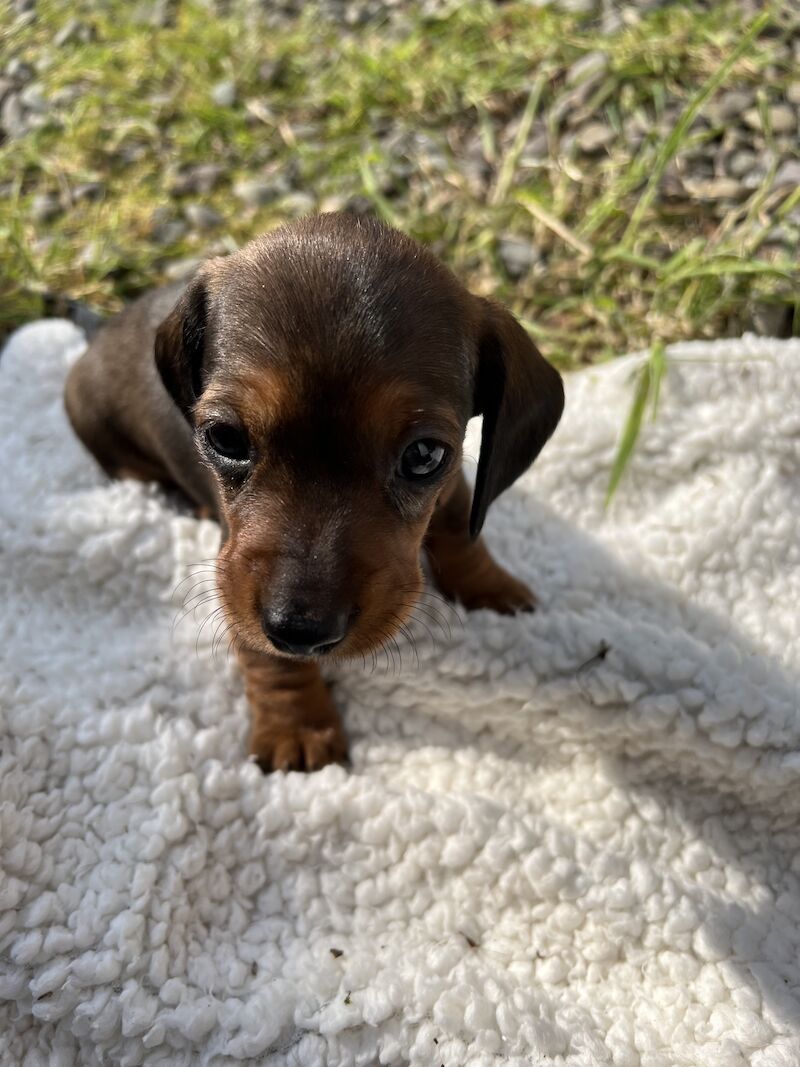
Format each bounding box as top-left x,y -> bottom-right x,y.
262,607 -> 349,657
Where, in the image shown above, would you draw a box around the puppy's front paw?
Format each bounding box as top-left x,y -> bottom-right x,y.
249,720 -> 348,773
239,650 -> 349,773
438,559 -> 537,615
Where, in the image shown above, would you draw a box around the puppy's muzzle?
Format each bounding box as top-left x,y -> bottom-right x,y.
262,606 -> 350,657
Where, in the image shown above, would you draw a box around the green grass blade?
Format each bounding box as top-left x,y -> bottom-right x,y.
605,360 -> 651,507
490,74 -> 546,207
358,156 -> 403,229
648,340 -> 666,420
661,259 -> 796,285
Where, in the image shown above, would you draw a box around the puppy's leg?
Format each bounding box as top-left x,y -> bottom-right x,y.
426,471 -> 536,614
237,649 -> 348,772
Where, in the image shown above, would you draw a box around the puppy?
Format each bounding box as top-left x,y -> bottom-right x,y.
65,213 -> 564,772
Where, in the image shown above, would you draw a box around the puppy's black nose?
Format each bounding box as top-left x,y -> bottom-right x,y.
262,609 -> 348,656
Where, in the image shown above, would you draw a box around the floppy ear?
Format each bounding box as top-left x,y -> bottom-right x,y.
154,275 -> 210,420
470,298 -> 564,538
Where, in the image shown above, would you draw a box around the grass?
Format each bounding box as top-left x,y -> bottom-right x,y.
1,0 -> 798,371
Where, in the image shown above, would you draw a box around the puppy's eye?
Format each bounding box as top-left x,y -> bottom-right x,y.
399,439 -> 448,481
205,422 -> 249,462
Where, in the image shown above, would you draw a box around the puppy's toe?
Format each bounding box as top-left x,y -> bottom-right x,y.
447,565 -> 538,616
250,725 -> 348,774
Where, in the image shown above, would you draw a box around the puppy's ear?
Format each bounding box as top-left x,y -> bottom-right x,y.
470,298 -> 564,538
154,275 -> 209,420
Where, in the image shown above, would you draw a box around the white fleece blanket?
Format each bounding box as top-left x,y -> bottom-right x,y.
1,321 -> 799,1067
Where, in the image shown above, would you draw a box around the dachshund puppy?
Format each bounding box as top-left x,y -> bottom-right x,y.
65,213 -> 564,772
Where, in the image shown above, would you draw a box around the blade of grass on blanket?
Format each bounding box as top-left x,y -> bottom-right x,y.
605,344 -> 665,507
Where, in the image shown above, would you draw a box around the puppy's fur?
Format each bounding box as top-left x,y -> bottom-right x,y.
65,213 -> 564,771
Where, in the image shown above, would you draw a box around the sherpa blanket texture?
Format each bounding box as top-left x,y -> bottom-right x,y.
1,321 -> 799,1067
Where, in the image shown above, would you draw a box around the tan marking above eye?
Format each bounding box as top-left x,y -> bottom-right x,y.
355,379 -> 463,453
195,368 -> 296,436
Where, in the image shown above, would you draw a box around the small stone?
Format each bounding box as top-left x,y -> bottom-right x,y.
709,90 -> 754,123
31,193 -> 61,221
211,80 -> 236,108
519,131 -> 548,166
279,192 -> 315,216
19,83 -> 46,112
623,114 -> 649,148
149,0 -> 176,27
6,59 -> 35,84
168,163 -> 225,196
725,149 -> 758,179
0,93 -> 26,137
78,240 -> 100,267
566,51 -> 608,87
72,180 -> 104,202
233,178 -> 278,207
744,105 -> 796,134
748,300 -> 793,338
115,142 -> 147,164
498,236 -> 540,280
574,122 -> 614,154
184,203 -> 223,230
54,18 -> 84,47
257,60 -> 282,85
768,105 -> 797,134
787,83 -> 800,106
164,256 -> 203,282
774,160 -> 800,187
683,177 -> 743,201
150,206 -> 187,244
150,216 -> 188,246
319,194 -> 348,214
334,194 -> 373,217
50,85 -> 81,108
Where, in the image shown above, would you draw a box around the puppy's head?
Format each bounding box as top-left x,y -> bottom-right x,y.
156,214 -> 563,660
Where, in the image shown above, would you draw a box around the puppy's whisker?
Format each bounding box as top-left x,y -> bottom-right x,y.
172,594 -> 222,634
418,606 -> 454,641
417,594 -> 462,630
397,622 -> 419,671
173,593 -> 222,630
211,612 -> 232,659
195,605 -> 227,659
394,599 -> 452,643
172,566 -> 218,588
170,577 -> 218,604
179,584 -> 220,610
404,611 -> 437,652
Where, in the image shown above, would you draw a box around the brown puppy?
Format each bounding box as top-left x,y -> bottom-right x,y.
64,213 -> 563,772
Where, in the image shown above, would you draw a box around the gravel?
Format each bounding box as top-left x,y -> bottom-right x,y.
183,203 -> 223,230
168,164 -> 226,196
6,0 -> 799,351
30,193 -> 61,222
233,177 -> 285,207
775,160 -> 800,186
498,236 -> 541,280
72,181 -> 105,203
211,80 -> 237,107
163,256 -> 203,281
574,122 -> 615,153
